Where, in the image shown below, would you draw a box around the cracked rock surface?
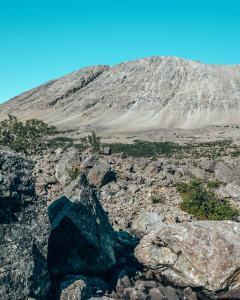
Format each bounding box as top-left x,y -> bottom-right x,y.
135,221 -> 240,292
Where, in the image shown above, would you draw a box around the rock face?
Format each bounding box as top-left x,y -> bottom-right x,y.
48,174 -> 116,281
1,56 -> 240,129
135,221 -> 240,292
0,150 -> 50,299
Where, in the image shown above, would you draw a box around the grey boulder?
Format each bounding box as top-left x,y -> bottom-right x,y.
135,221 -> 240,292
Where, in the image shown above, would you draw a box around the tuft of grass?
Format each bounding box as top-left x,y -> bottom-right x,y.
176,179 -> 239,220
231,150 -> 240,157
151,193 -> 165,204
207,180 -> 221,189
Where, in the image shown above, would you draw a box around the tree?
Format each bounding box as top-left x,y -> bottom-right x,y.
87,131 -> 101,152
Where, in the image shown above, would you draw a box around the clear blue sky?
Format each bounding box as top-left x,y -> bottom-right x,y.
0,0 -> 240,103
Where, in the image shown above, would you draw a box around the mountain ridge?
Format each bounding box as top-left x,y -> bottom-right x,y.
1,56 -> 240,130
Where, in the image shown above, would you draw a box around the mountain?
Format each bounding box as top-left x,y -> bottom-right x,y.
1,56 -> 240,130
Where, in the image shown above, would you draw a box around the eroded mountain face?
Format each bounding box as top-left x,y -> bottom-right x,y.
1,56 -> 240,130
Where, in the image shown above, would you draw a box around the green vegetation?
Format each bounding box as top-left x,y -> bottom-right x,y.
86,131 -> 101,152
231,150 -> 240,157
68,165 -> 81,182
48,136 -> 75,149
107,140 -> 182,158
0,115 -> 57,154
106,139 -> 232,159
176,180 -> 239,220
207,180 -> 221,189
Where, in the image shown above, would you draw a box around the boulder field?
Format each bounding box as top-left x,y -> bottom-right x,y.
1,148 -> 240,299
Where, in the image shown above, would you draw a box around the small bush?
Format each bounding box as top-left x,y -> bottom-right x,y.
0,115 -> 57,154
80,131 -> 101,153
88,131 -> 101,152
68,165 -> 81,182
207,180 -> 221,189
176,180 -> 239,220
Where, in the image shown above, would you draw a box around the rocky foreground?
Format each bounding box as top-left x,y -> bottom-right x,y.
1,146 -> 240,299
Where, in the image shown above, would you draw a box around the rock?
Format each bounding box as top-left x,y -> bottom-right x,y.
185,292 -> 198,300
48,174 -> 116,278
131,212 -> 164,238
100,146 -> 111,155
129,289 -> 147,300
145,162 -> 162,175
116,274 -> 132,295
55,147 -> 81,185
88,160 -> 116,188
215,162 -> 240,184
148,288 -> 166,300
217,288 -> 240,299
164,164 -> 176,175
199,159 -> 216,173
162,286 -> 179,300
128,184 -> 140,194
135,221 -> 240,292
60,275 -> 89,300
217,183 -> 240,199
0,151 -> 50,299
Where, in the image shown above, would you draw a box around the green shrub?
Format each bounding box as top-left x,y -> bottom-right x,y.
87,131 -> 101,152
48,136 -> 74,149
0,115 -> 57,154
176,180 -> 239,220
68,165 -> 81,182
79,131 -> 101,153
207,180 -> 221,189
107,140 -> 182,158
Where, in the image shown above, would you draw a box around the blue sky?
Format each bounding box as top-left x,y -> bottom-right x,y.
0,0 -> 240,103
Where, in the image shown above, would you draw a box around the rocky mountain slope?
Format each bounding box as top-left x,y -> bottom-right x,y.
1,56 -> 240,130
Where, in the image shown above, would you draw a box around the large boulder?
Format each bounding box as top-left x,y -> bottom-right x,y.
48,174 -> 116,280
135,221 -> 240,292
55,147 -> 81,185
0,150 -> 50,299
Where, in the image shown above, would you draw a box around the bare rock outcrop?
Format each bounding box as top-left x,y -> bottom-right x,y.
0,150 -> 50,299
135,221 -> 240,293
